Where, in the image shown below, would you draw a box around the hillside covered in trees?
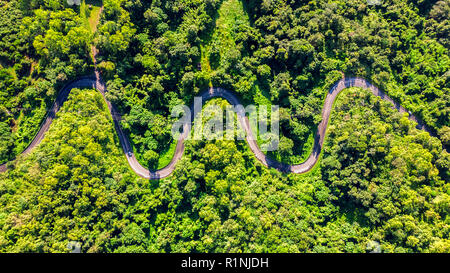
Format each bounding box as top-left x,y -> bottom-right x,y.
0,0 -> 449,253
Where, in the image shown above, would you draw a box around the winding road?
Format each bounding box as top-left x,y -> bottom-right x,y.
0,74 -> 436,179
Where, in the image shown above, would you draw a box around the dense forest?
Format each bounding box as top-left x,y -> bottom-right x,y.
0,0 -> 448,252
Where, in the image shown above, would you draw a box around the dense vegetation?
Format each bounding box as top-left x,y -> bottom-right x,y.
93,0 -> 450,166
0,0 -> 93,163
0,0 -> 448,252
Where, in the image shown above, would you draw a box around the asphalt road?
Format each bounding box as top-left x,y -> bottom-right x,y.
0,75 -> 437,179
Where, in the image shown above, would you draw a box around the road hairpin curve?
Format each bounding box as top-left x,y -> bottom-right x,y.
0,73 -> 437,179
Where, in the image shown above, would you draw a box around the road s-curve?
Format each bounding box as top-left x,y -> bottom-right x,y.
0,76 -> 436,179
